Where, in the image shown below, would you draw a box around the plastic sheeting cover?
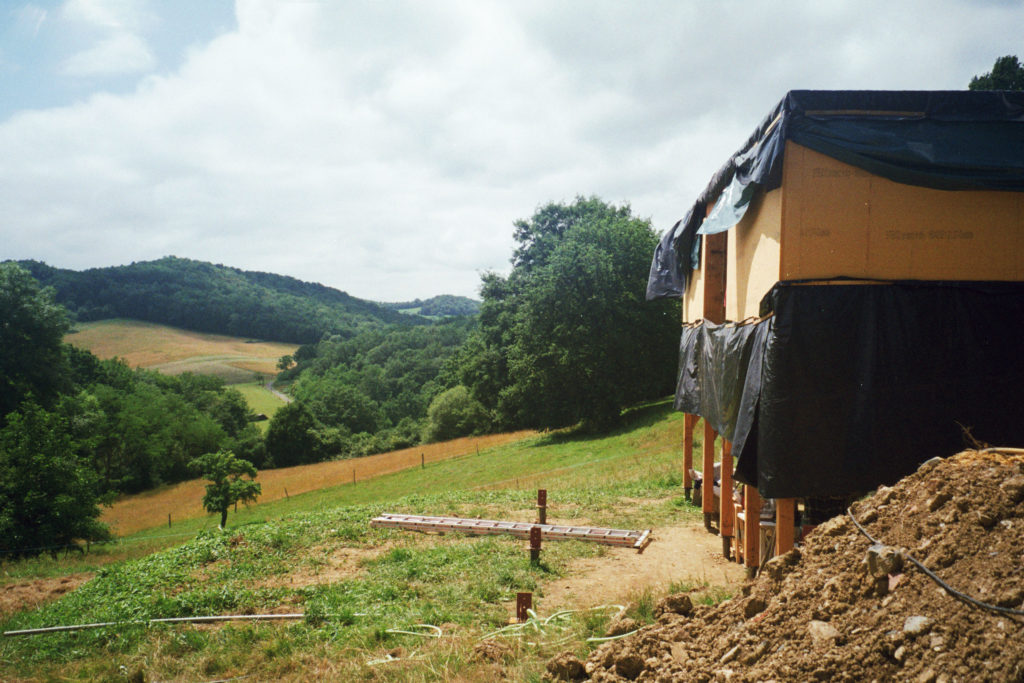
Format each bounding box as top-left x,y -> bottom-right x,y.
677,282 -> 1024,499
647,90 -> 1024,300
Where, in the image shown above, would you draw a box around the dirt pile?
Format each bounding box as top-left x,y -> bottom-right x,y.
550,449 -> 1024,682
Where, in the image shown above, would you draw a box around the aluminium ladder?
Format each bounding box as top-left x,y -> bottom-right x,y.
370,513 -> 651,550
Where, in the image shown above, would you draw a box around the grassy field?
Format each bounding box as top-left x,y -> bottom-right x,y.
233,382 -> 288,430
66,319 -> 297,384
101,430 -> 537,537
1,402 -> 723,681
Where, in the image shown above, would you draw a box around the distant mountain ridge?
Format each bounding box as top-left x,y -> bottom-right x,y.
18,257 -> 428,344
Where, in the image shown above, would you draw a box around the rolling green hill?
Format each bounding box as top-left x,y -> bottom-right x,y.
0,402 -> 732,682
18,257 -> 425,344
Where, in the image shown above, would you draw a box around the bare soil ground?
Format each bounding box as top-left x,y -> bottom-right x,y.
0,574 -> 93,621
542,524 -> 745,611
556,450 -> 1024,682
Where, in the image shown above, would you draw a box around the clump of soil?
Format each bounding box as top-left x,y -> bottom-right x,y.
556,450 -> 1024,682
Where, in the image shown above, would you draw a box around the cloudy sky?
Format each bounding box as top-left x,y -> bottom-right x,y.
1,0 -> 1021,301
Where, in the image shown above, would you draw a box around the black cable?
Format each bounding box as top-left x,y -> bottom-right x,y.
847,507 -> 1024,618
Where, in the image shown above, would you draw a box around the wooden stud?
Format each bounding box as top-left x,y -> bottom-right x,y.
776,498 -> 796,556
683,413 -> 696,499
720,440 -> 734,548
743,484 -> 761,575
702,420 -> 717,533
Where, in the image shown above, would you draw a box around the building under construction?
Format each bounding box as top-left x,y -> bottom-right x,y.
646,90 -> 1024,569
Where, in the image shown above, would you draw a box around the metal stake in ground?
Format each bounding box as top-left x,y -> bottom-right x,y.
529,525 -> 542,564
516,592 -> 532,622
537,489 -> 547,525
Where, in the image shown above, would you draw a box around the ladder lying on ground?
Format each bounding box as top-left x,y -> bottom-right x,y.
370,513 -> 651,550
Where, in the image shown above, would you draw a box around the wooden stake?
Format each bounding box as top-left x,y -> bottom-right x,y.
516,592 -> 532,622
529,526 -> 542,564
537,489 -> 547,525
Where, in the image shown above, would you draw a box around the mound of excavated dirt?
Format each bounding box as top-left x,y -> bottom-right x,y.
549,450 -> 1024,682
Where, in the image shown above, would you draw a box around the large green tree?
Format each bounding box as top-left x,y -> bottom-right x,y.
0,401 -> 111,557
969,55 -> 1024,90
457,197 -> 680,430
0,263 -> 71,419
422,385 -> 490,442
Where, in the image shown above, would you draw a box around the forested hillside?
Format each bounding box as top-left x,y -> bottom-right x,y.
0,262 -> 265,557
381,294 -> 481,317
18,257 -> 420,344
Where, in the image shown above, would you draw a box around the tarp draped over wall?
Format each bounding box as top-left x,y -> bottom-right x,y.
647,90 -> 1024,300
679,282 -> 1024,499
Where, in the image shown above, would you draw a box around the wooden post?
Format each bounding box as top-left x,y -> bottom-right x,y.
743,484 -> 761,578
702,420 -> 717,532
720,440 -> 734,558
776,498 -> 796,556
683,414 -> 696,499
529,526 -> 542,564
421,453 -> 425,469
168,514 -> 171,529
537,489 -> 547,525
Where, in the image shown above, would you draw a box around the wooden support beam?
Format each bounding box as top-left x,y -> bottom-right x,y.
720,441 -> 734,545
776,497 -> 796,556
743,484 -> 761,575
683,413 -> 696,499
702,420 -> 716,517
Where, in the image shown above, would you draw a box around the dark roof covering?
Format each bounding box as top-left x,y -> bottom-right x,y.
647,90 -> 1024,299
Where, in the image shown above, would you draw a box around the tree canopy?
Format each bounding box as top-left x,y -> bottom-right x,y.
452,196 -> 680,430
969,55 -> 1024,90
0,262 -> 71,419
0,401 -> 111,557
17,256 -> 420,344
190,449 -> 262,529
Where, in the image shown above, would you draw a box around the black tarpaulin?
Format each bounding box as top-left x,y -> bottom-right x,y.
674,319 -> 768,454
676,282 -> 1024,498
647,90 -> 1024,300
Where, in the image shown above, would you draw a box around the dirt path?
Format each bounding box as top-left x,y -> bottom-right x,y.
265,380 -> 293,403
541,520 -> 744,611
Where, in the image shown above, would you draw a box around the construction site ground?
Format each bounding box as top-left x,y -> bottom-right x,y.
551,449 -> 1024,682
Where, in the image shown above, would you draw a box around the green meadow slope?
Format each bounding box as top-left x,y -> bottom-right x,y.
0,402 -> 733,682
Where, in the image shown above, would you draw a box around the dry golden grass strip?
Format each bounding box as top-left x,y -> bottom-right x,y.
102,431 -> 535,536
66,319 -> 296,372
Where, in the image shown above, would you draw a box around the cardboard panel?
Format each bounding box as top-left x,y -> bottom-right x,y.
727,188 -> 782,320
781,142 -> 1024,282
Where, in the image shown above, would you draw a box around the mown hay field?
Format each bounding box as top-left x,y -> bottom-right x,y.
102,430 -> 536,536
65,319 -> 296,382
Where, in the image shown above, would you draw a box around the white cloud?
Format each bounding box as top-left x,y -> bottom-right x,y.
2,0 -> 1023,300
59,32 -> 155,76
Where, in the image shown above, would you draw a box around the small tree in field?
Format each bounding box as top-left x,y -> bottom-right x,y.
190,449 -> 262,529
